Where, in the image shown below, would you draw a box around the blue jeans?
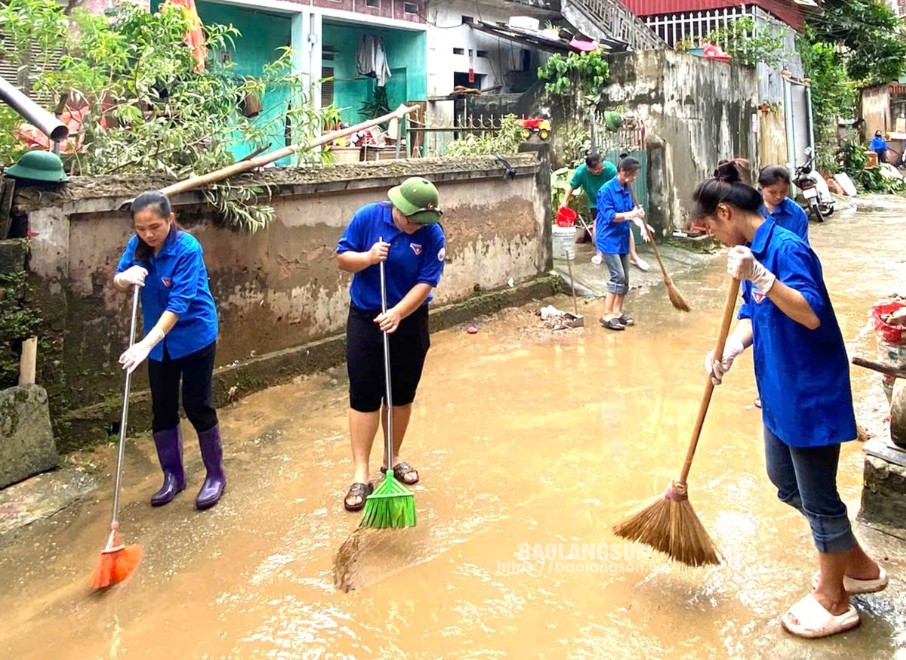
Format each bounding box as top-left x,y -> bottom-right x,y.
764,428 -> 855,554
603,253 -> 629,295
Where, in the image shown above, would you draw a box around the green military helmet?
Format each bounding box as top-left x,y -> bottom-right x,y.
388,176 -> 442,224
5,150 -> 69,183
603,111 -> 623,132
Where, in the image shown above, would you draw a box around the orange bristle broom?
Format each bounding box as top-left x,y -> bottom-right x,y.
91,286 -> 143,589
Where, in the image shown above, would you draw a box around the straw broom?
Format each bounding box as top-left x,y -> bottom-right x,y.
612,278 -> 740,566
628,186 -> 690,313
91,287 -> 143,589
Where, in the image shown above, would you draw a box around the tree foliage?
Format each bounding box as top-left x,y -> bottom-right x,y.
537,51 -> 610,105
0,0 -> 338,231
810,0 -> 906,85
798,33 -> 856,172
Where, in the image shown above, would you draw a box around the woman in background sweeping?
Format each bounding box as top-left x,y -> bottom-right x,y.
595,156 -> 651,331
562,152 -> 649,272
336,177 -> 445,511
695,164 -> 887,639
113,191 -> 225,510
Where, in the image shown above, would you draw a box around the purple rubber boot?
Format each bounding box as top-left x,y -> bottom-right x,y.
150,427 -> 187,506
196,424 -> 226,510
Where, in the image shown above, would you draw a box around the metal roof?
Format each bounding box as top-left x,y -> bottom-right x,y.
468,20 -> 627,53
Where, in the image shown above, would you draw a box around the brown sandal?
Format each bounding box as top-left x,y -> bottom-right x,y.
380,462 -> 419,485
343,482 -> 373,512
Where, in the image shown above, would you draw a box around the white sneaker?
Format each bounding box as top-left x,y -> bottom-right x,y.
631,257 -> 650,272
591,254 -> 603,265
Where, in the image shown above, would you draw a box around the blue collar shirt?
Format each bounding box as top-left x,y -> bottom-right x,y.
737,219 -> 856,447
594,177 -> 635,255
337,202 -> 446,311
117,230 -> 219,361
767,197 -> 809,244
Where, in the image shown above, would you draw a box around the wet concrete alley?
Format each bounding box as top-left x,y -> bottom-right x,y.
1,197 -> 905,658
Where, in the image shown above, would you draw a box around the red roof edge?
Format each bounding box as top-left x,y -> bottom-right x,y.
619,1 -> 805,29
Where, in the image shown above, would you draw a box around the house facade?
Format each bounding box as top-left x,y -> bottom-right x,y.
148,0 -> 429,159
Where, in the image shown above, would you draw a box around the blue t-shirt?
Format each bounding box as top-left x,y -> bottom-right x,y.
768,197 -> 809,244
871,136 -> 887,151
738,219 -> 856,448
336,202 -> 445,311
595,177 -> 634,255
116,229 -> 219,361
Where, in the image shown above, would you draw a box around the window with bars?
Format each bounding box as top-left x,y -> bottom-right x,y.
403,1 -> 417,13
321,67 -> 334,106
365,0 -> 380,8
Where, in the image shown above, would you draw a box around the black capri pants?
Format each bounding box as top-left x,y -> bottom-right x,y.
148,341 -> 218,433
346,305 -> 431,412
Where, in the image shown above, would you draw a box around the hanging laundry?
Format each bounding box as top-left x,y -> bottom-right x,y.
356,34 -> 391,87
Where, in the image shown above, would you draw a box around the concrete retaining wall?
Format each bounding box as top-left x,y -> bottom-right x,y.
13,153 -> 552,449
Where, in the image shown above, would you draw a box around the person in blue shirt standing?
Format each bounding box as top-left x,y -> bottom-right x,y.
336,177 -> 445,511
870,130 -> 888,164
595,156 -> 650,331
113,191 -> 225,510
695,164 -> 887,639
562,152 -> 649,271
758,165 -> 809,244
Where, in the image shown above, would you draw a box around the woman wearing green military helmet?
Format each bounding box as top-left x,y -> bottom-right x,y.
336,176 -> 446,511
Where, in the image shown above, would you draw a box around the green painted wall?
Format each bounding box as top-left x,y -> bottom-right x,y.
151,0 -> 293,163
322,22 -> 427,125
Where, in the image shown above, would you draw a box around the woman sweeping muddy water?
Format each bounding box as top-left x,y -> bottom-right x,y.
113,191 -> 226,510
595,156 -> 651,331
695,164 -> 888,639
336,177 -> 445,511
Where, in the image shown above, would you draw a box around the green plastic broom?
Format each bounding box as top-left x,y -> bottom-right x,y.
359,249 -> 416,529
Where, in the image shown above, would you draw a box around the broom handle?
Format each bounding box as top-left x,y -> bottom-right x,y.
111,286 -> 140,526
379,240 -> 394,468
677,278 -> 741,485
158,105 -> 418,198
627,185 -> 670,283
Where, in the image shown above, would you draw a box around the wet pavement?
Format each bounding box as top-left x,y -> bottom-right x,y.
2,196 -> 906,658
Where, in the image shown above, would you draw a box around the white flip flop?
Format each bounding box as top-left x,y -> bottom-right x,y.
781,594 -> 860,639
812,567 -> 889,595
631,257 -> 650,272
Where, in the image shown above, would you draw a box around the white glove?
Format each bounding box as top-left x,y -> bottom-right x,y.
114,266 -> 148,288
119,327 -> 165,374
633,218 -> 655,242
727,246 -> 776,293
703,336 -> 747,385
633,206 -> 645,220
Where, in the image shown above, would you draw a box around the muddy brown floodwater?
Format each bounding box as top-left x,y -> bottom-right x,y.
2,198 -> 906,658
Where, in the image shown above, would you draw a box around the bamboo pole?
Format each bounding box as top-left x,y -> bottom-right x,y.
155,104 -> 419,199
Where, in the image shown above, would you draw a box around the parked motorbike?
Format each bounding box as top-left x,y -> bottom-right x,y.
794,149 -> 834,223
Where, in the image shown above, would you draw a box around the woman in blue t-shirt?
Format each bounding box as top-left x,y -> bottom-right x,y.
336,177 -> 446,511
694,164 -> 887,639
870,130 -> 888,164
757,165 -> 809,244
113,191 -> 225,510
